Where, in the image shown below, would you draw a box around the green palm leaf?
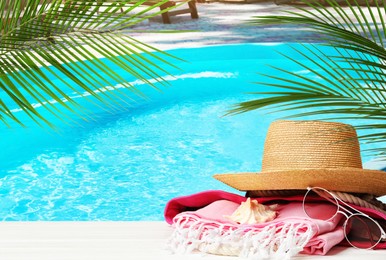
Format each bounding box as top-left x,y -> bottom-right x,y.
1,0 -> 182,127
232,0 -> 386,156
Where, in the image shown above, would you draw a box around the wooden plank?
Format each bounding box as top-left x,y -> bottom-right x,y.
0,222 -> 385,260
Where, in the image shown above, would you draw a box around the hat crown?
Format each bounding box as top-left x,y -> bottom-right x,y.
261,120 -> 363,172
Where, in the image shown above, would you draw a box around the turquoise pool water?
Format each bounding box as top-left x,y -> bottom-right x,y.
0,44 -> 379,220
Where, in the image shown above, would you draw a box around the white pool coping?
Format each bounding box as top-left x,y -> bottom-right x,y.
129,2 -> 384,51
0,221 -> 385,259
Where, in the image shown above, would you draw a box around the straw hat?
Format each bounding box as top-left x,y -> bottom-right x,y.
213,120 -> 386,197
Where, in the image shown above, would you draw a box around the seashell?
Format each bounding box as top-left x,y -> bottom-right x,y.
225,198 -> 277,224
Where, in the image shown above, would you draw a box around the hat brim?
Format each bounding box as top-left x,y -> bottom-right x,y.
213,168 -> 386,197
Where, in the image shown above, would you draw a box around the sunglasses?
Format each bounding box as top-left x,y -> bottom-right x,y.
303,186 -> 386,249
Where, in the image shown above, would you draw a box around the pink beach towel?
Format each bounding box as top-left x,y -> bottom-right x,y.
165,190 -> 386,258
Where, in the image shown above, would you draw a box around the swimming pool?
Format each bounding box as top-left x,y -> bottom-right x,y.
0,44 -> 380,220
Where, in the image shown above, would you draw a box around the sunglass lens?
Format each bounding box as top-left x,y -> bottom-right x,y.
303,188 -> 339,221
345,215 -> 382,249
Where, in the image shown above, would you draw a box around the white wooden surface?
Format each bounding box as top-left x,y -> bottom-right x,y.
0,222 -> 385,259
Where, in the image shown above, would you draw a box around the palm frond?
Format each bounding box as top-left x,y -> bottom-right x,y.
237,0 -> 386,156
1,0 -> 182,127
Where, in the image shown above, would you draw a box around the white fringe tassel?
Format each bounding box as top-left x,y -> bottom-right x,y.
168,214 -> 314,260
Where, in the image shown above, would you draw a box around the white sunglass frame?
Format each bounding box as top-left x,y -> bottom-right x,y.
303,186 -> 386,250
